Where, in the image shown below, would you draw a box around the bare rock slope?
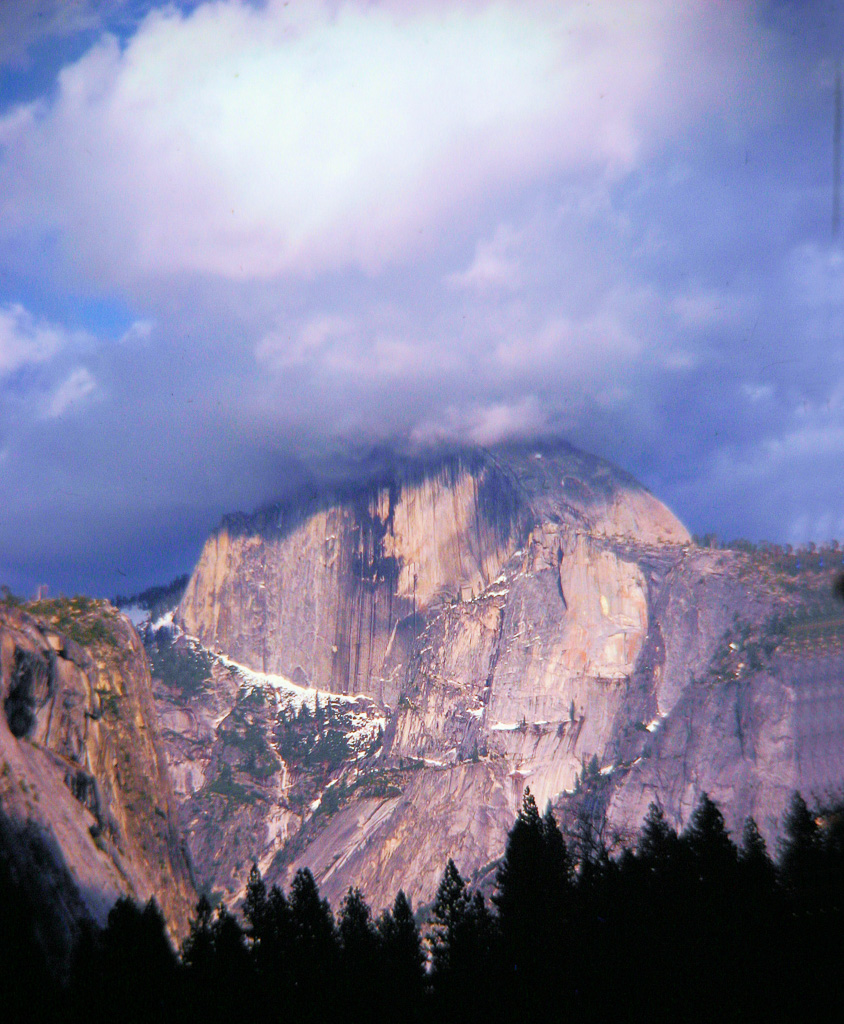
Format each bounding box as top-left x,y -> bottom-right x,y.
0,598 -> 195,966
167,441 -> 844,912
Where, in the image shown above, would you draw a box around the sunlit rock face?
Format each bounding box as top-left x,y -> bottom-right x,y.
178,442 -> 687,707
179,452 -> 531,705
171,441 -> 707,907
0,601 -> 194,967
169,440 -> 844,915
7,440 -> 839,933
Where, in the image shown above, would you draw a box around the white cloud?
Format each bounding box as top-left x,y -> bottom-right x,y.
411,395 -> 547,447
43,367 -> 98,418
448,224 -> 522,292
256,309 -> 468,382
670,382 -> 844,544
256,315 -> 352,370
663,350 -> 700,371
789,243 -> 844,309
0,102 -> 40,148
0,0 -> 772,283
119,319 -> 155,345
742,383 -> 773,403
0,302 -> 76,375
493,285 -> 647,375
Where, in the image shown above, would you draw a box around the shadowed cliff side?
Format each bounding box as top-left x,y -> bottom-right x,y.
0,598 -> 195,963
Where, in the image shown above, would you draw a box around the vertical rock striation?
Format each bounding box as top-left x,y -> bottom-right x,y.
178,452 -> 533,704
165,440 -> 844,914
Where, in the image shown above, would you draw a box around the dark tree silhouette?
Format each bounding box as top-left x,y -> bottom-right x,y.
52,788 -> 844,1024
377,889 -> 426,1019
780,792 -> 820,898
287,867 -> 339,1022
68,897 -> 178,1024
492,790 -> 573,1016
637,800 -> 679,863
428,858 -> 469,982
242,862 -> 296,1013
739,816 -> 777,894
428,858 -> 496,1022
338,886 -> 379,1020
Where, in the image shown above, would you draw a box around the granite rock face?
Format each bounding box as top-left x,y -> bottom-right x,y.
166,441 -> 843,913
604,621 -> 844,849
178,443 -> 686,703
179,452 -> 530,704
0,599 -> 194,966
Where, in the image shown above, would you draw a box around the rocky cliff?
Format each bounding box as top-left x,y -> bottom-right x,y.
160,441 -> 843,913
178,444 -> 686,703
0,598 -> 194,967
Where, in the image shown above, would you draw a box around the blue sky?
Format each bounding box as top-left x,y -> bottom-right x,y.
1,0 -> 843,597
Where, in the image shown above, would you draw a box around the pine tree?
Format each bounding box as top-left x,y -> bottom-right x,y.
541,805 -> 572,920
780,792 -> 820,898
429,858 -> 469,980
637,802 -> 678,864
739,817 -> 777,894
492,788 -> 544,943
734,817 -> 782,1023
683,792 -> 738,885
211,903 -> 251,1017
492,790 -> 572,1015
338,886 -> 377,976
180,894 -> 215,977
257,883 -> 294,1007
634,803 -> 686,1022
494,790 -> 568,970
287,868 -> 338,1021
377,889 -> 426,1014
430,860 -> 496,1024
243,862 -> 268,945
242,864 -> 275,1014
180,895 -> 252,1023
289,868 -> 336,952
80,897 -> 178,1024
338,887 -> 378,1020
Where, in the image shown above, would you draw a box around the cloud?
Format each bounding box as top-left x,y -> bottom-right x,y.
742,383 -> 774,404
256,315 -> 352,370
119,319 -> 155,345
0,302 -> 79,374
447,224 -> 522,292
1,0 -> 836,599
0,0 -> 773,284
492,284 -> 649,376
787,243 -> 844,352
662,376 -> 844,545
43,366 -> 98,417
411,396 -> 548,447
256,308 -> 470,382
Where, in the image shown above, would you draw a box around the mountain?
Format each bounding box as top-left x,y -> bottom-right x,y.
6,439 -> 839,945
0,597 -> 195,969
178,442 -> 687,702
154,440 -> 844,913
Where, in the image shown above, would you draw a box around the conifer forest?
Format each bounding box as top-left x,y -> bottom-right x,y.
4,788 -> 844,1024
